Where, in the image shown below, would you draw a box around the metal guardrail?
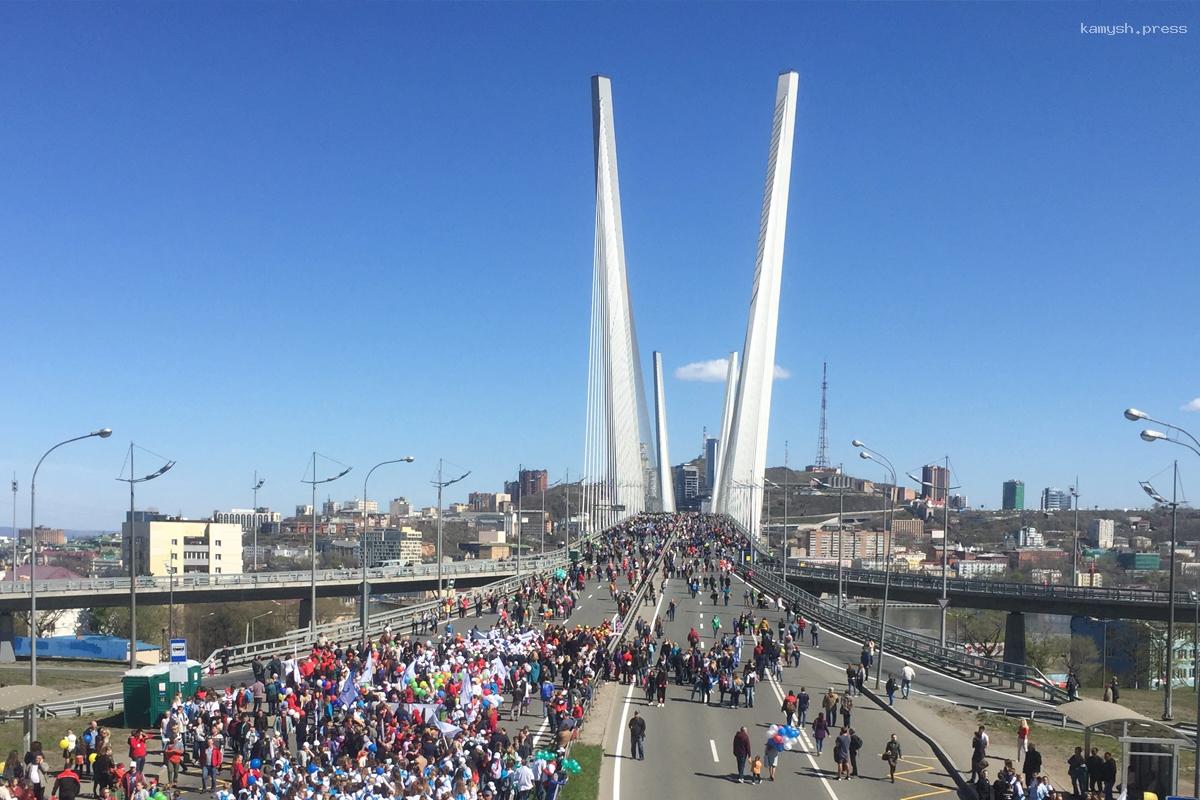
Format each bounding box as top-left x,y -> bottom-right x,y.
782,563 -> 1185,606
197,553 -> 575,671
0,552 -> 570,597
746,566 -> 1072,704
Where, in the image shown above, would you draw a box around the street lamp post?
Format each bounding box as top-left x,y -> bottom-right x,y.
431,460 -> 470,602
360,457 -> 415,634
116,442 -> 176,670
1125,407 -> 1200,720
251,473 -> 265,571
29,428 -> 112,705
907,458 -> 960,647
1140,465 -> 1181,719
301,452 -> 352,633
9,475 -> 15,588
853,440 -> 897,688
1192,590 -> 1200,798
164,562 -> 176,640
246,610 -> 273,645
816,479 -> 846,609
1070,481 -> 1080,586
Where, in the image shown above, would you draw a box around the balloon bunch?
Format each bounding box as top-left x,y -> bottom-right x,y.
765,724 -> 801,752
533,751 -> 557,763
562,759 -> 582,774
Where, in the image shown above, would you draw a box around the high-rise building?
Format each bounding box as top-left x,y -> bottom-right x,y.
519,469 -> 548,497
1002,480 -> 1025,511
359,528 -> 423,566
1040,487 -> 1072,512
704,438 -> 719,492
388,498 -> 412,517
674,462 -> 702,509
1089,518 -> 1115,549
948,494 -> 969,510
920,465 -> 950,506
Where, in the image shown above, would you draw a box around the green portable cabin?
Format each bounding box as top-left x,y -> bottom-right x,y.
122,660 -> 202,728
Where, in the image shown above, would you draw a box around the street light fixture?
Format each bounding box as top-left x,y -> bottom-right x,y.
906,461 -> 961,647
250,473 -> 265,571
360,457 -> 415,634
1124,407 -> 1200,720
246,610 -> 273,645
301,452 -> 352,633
815,478 -> 846,609
1141,467 -> 1181,719
116,442 -> 176,670
163,562 -> 177,640
431,460 -> 470,602
29,427 -> 111,718
853,440 -> 897,688
1191,589 -> 1200,799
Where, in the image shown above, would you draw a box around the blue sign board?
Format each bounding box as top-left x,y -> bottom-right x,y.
169,638 -> 187,663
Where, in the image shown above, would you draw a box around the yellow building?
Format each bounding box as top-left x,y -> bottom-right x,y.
123,515 -> 244,576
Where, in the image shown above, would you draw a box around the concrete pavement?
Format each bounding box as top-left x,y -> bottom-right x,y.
598,572 -> 962,800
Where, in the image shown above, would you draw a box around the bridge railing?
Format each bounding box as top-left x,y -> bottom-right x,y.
196,551 -> 578,671
782,563 -> 1181,605
0,549 -> 572,597
749,566 -> 1070,703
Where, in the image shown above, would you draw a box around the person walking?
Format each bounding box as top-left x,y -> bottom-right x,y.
839,692 -> 853,729
834,728 -> 851,780
781,691 -> 797,727
812,714 -> 829,755
901,663 -> 915,699
810,621 -> 820,647
969,726 -> 989,783
1022,743 -> 1042,789
627,711 -> 646,760
763,739 -> 779,782
797,687 -> 810,726
1016,719 -> 1030,765
822,688 -> 839,728
733,727 -> 752,783
885,674 -> 898,706
849,728 -> 862,778
883,734 -> 902,783
199,739 -> 222,793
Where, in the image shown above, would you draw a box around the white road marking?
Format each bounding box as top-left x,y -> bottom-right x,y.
764,669 -> 840,800
710,738 -> 720,762
588,594 -> 594,599
613,580 -> 666,800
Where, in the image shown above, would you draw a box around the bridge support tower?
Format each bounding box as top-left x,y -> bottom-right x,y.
1004,611 -> 1026,666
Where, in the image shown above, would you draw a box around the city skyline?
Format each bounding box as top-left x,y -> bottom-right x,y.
2,3 -> 1197,528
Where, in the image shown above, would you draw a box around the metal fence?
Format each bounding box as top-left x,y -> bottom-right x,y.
747,566 -> 1071,703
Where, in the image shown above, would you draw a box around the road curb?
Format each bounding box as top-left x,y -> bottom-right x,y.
860,685 -> 978,800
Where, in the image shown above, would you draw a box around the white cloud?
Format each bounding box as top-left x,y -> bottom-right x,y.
674,358 -> 790,382
1182,398 -> 1200,412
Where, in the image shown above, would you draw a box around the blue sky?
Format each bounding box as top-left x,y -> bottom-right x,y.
2,2 -> 1198,530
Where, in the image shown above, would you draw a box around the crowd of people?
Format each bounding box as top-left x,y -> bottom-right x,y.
5,515 -> 686,800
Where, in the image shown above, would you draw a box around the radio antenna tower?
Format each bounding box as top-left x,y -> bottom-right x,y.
813,362 -> 830,469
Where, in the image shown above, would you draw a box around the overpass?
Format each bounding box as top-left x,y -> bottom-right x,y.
778,563 -> 1181,622
0,553 -> 568,627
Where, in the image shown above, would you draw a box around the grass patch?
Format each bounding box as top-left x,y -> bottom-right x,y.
0,712 -> 125,760
561,744 -> 601,800
1078,687 -> 1198,725
0,665 -> 125,691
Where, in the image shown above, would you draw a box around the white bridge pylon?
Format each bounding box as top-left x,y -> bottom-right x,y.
582,72 -> 800,535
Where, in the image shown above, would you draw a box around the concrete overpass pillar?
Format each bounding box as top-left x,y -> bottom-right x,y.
0,611 -> 14,663
1004,611 -> 1026,666
298,598 -> 314,631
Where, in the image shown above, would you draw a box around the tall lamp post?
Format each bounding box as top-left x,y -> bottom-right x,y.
360,457 -> 415,634
117,442 -> 176,670
1124,406 -> 1200,721
10,475 -> 17,588
1191,590 -> 1200,798
906,458 -> 960,647
301,452 -> 352,633
816,479 -> 846,609
164,562 -> 177,640
250,473 -> 265,571
29,428 -> 112,701
1140,467 -> 1181,719
853,440 -> 897,688
1070,481 -> 1080,586
246,610 -> 273,645
431,460 -> 470,601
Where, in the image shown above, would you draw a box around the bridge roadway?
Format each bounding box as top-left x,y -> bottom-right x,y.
0,555 -> 566,612
596,570 -> 1049,800
782,564 -> 1179,622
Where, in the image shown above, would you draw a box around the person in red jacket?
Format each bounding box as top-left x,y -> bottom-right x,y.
230,755 -> 248,794
50,766 -> 81,800
126,732 -> 147,777
199,740 -> 222,793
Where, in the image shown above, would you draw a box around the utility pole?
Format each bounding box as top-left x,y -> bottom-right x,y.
10,475 -> 16,588
251,472 -> 265,571
783,442 -> 789,582
431,459 -> 470,601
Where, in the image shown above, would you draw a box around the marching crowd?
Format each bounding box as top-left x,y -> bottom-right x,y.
4,514 -> 693,800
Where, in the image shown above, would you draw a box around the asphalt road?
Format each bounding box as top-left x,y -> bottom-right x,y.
598,571 -> 978,800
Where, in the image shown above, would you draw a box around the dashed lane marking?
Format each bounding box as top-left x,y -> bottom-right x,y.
710,739 -> 720,762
